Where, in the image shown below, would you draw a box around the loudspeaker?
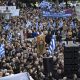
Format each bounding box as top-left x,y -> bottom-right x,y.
64,45 -> 79,77
43,57 -> 53,75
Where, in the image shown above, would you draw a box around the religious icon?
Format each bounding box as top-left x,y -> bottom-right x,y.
37,35 -> 45,55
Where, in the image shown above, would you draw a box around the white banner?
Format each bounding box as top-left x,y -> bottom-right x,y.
0,72 -> 31,80
75,6 -> 80,21
0,6 -> 16,13
11,9 -> 20,16
0,6 -> 6,13
0,6 -> 20,16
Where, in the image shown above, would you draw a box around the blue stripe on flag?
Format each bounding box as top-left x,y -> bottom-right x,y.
0,44 -> 5,58
7,33 -> 12,43
48,35 -> 56,55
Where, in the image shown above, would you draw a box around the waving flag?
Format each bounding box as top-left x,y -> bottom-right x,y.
70,21 -> 76,29
39,1 -> 50,8
4,24 -> 10,31
36,21 -> 39,30
48,35 -> 56,55
53,22 -> 56,27
39,22 -> 43,29
7,32 -> 12,43
48,21 -> 51,28
0,44 -> 5,58
59,20 -> 63,28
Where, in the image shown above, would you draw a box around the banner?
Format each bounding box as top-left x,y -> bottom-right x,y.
43,11 -> 72,18
0,6 -> 20,17
0,72 -> 31,80
64,8 -> 73,14
75,6 -> 80,21
0,6 -> 6,13
0,6 -> 16,13
11,9 -> 20,16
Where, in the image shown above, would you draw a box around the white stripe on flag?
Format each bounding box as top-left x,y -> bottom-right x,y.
0,44 -> 5,57
48,35 -> 56,54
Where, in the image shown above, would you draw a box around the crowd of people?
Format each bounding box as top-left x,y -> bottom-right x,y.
0,0 -> 80,80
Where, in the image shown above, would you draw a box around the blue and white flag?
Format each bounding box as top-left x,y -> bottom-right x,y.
48,21 -> 51,28
39,22 -> 43,30
48,35 -> 56,55
0,44 -> 5,58
7,32 -> 12,43
70,21 -> 76,29
53,22 -> 56,27
39,1 -> 52,10
36,21 -> 39,30
4,24 -> 10,31
59,20 -> 63,28
39,22 -> 43,28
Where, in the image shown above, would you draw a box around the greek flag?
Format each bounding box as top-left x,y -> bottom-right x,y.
59,20 -> 63,28
0,44 -> 5,58
70,21 -> 76,29
48,35 -> 56,55
36,21 -> 38,30
53,22 -> 56,27
39,22 -> 43,29
48,21 -> 51,28
7,32 -> 12,43
4,24 -> 10,31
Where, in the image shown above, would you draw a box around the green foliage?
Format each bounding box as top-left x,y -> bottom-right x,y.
78,0 -> 80,2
